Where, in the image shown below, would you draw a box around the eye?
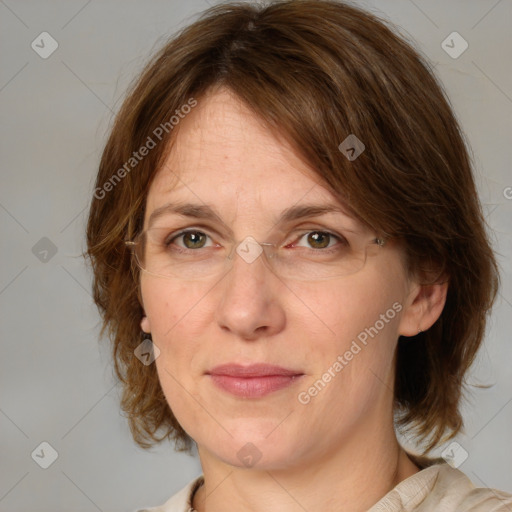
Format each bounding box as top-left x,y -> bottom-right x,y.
291,230 -> 346,251
166,229 -> 214,250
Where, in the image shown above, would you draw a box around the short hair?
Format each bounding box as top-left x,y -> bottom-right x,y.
84,0 -> 500,454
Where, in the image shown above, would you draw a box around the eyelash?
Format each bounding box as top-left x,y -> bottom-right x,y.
164,228 -> 348,254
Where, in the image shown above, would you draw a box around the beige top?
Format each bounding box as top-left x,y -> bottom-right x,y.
137,456 -> 512,512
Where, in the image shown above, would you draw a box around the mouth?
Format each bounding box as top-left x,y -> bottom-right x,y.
206,363 -> 304,398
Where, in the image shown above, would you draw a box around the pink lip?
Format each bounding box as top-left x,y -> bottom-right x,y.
207,364 -> 304,398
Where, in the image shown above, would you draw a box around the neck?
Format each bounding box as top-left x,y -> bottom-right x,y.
192,426 -> 420,512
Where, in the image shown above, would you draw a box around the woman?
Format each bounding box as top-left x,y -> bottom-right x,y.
85,1 -> 512,511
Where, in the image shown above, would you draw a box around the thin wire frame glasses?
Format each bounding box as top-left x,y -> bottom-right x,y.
124,223 -> 387,281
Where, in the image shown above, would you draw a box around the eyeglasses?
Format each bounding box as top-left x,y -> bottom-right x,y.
124,224 -> 387,281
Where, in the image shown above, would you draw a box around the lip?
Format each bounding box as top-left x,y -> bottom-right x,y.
208,363 -> 302,377
206,364 -> 304,398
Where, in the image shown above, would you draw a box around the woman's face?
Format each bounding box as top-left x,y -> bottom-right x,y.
140,87 -> 419,471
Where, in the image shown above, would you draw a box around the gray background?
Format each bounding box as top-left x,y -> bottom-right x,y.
0,0 -> 511,510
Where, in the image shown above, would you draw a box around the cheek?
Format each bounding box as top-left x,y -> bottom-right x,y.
297,271 -> 405,398
154,356 -> 205,442
300,287 -> 402,422
140,278 -> 207,333
144,281 -> 206,429
140,278 -> 208,381
294,277 -> 399,344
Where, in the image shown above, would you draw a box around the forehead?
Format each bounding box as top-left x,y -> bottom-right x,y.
145,88 -> 353,226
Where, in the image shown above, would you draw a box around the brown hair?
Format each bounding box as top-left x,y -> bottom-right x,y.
84,0 -> 499,454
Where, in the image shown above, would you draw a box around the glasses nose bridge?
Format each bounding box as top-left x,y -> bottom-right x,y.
228,237 -> 277,272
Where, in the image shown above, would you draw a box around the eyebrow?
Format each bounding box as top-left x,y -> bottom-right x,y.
147,201 -> 355,233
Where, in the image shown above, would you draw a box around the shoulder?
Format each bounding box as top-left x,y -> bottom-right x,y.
370,461 -> 512,512
433,464 -> 512,511
134,475 -> 204,512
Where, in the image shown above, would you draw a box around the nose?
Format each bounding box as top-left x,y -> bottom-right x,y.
214,240 -> 286,341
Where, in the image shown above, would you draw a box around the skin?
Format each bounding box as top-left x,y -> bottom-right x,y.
139,86 -> 448,512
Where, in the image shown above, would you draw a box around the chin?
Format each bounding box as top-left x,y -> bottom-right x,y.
202,431 -> 304,471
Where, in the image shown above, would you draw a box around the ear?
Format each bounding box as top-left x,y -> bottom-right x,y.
398,275 -> 449,337
141,315 -> 151,333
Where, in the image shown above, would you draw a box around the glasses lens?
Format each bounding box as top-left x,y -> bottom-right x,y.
258,234 -> 376,281
135,228 -> 228,279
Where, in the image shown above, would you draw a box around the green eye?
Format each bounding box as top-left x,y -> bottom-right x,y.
164,230 -> 214,252
180,231 -> 208,249
291,230 -> 346,252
